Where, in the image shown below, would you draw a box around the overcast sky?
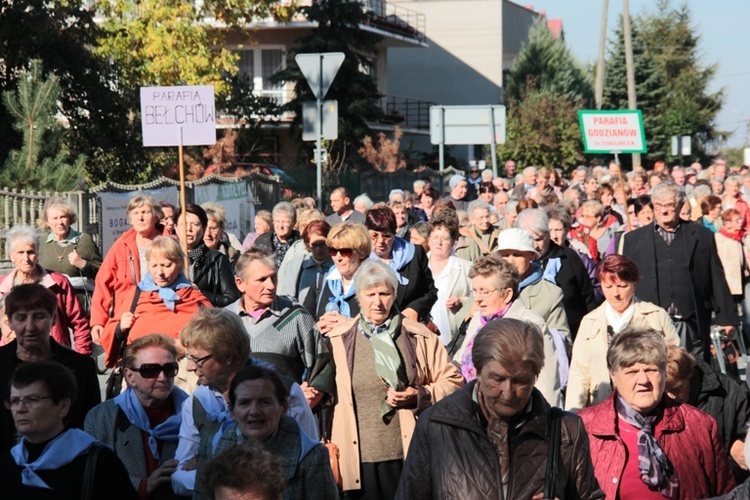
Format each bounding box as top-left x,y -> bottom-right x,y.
523,0 -> 749,149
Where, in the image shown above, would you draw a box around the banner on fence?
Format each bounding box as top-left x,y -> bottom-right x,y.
97,187 -> 179,254
194,182 -> 254,240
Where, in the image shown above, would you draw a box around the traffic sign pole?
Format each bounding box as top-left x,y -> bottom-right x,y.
489,106 -> 498,177
317,54 -> 323,210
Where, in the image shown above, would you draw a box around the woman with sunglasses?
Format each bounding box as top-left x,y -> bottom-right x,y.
366,206 -> 438,323
100,237 -> 212,368
304,222 -> 372,335
85,334 -> 186,499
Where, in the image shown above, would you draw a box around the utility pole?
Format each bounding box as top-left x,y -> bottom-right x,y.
594,0 -> 609,110
622,0 -> 640,168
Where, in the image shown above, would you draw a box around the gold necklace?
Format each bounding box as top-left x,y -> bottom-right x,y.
52,241 -> 69,262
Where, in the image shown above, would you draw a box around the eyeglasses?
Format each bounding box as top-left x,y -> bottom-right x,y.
127,362 -> 179,379
471,289 -> 499,299
309,242 -> 328,250
653,202 -> 678,211
369,232 -> 394,242
4,395 -> 53,410
329,248 -> 354,258
186,353 -> 213,368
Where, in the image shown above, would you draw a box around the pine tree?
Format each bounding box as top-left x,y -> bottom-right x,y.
1,60 -> 85,192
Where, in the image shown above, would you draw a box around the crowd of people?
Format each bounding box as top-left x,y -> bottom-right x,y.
2,159 -> 750,499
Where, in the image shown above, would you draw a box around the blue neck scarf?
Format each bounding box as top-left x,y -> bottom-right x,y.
542,257 -> 562,284
114,386 -> 188,460
519,262 -> 544,291
325,267 -> 358,318
193,385 -> 231,424
138,272 -> 192,311
11,429 -> 97,489
370,236 -> 414,285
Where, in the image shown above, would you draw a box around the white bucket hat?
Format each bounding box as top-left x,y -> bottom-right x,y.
496,228 -> 541,260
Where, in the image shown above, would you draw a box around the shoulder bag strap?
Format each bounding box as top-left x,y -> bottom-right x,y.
543,407 -> 563,500
80,443 -> 102,500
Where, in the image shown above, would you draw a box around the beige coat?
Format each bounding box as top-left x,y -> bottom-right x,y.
519,279 -> 571,345
714,232 -> 747,295
565,300 -> 680,412
328,315 -> 464,491
452,299 -> 563,406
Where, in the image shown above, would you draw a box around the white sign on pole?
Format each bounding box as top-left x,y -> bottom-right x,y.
430,105 -> 506,145
140,85 -> 216,147
97,188 -> 178,255
577,110 -> 647,153
295,53 -> 345,98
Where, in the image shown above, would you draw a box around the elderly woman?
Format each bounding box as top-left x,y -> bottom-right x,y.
198,365 -> 338,499
0,284 -> 101,456
174,203 -> 240,307
242,210 -> 272,250
451,256 -> 561,406
366,206 -> 438,323
92,195 -> 163,344
723,175 -> 750,231
201,202 -> 242,266
0,225 -> 91,354
398,318 -> 603,499
276,209 -> 326,289
427,211 -> 472,346
303,222 -> 371,334
253,202 -> 299,267
580,327 -> 736,498
571,200 -> 615,263
100,237 -> 211,368
326,260 -> 463,498
496,227 -> 571,345
37,197 -> 102,315
85,334 -> 186,498
172,308 -> 315,496
665,345 -> 750,483
277,220 -> 333,305
566,255 -> 679,412
0,361 -> 137,498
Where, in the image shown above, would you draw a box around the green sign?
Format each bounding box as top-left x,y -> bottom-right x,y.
578,110 -> 647,153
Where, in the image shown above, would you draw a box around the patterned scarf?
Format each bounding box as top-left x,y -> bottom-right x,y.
615,393 -> 679,498
11,429 -> 97,489
461,303 -> 513,381
358,312 -> 408,423
272,232 -> 291,267
187,244 -> 208,280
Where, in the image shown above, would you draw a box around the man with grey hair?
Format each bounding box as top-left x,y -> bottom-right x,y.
462,200 -> 499,256
252,201 -> 300,267
353,193 -> 373,214
510,166 -> 538,201
515,208 -> 598,338
622,181 -> 738,360
492,191 -> 509,228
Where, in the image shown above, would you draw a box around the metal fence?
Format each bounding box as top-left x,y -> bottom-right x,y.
358,166 -> 465,202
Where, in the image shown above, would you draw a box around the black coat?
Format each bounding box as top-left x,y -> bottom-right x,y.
0,339 -> 101,455
304,276 -> 361,320
192,246 -> 240,307
394,244 -> 438,322
690,359 -> 750,482
540,242 -> 598,338
396,383 -> 604,499
622,221 -> 739,330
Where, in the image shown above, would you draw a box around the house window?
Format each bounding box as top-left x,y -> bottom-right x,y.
261,49 -> 283,91
239,51 -> 255,80
236,48 -> 286,103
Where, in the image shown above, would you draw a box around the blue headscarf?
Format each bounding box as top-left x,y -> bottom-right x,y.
114,386 -> 188,459
138,272 -> 193,311
11,429 -> 97,489
370,236 -> 414,285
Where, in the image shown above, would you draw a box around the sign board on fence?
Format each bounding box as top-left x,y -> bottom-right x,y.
97,188 -> 178,255
140,85 -> 216,147
430,105 -> 506,145
577,110 -> 647,153
194,182 -> 254,240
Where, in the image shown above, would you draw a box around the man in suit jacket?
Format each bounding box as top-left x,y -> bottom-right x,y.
622,182 -> 738,360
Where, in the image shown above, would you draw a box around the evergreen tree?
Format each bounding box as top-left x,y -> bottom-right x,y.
1,60 -> 85,192
504,18 -> 594,106
270,0 -> 384,171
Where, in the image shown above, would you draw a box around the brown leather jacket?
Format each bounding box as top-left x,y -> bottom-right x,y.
396,382 -> 604,500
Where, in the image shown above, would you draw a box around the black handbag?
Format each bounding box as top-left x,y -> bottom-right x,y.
104,288 -> 141,399
544,407 -> 563,499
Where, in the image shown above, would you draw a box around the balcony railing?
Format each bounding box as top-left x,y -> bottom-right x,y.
377,95 -> 434,129
362,0 -> 426,44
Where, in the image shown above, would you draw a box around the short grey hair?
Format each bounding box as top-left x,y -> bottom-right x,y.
468,199 -> 491,218
692,184 -> 711,199
6,225 -> 39,254
413,180 -> 426,191
544,205 -> 573,231
202,201 -> 227,229
353,194 -> 374,211
515,208 -> 549,236
272,202 -> 297,224
725,175 -> 742,188
651,182 -> 685,206
472,318 -> 545,377
505,200 -> 519,216
523,166 -> 538,176
607,326 -> 667,374
354,260 -> 399,300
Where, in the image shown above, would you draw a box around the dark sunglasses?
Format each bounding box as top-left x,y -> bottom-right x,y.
329,248 -> 354,258
128,362 -> 179,379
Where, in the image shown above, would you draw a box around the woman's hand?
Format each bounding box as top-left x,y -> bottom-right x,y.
146,458 -> 179,495
119,312 -> 139,332
445,297 -> 462,312
300,381 -> 324,408
386,386 -> 418,409
91,325 -> 103,344
67,248 -> 86,269
401,308 -> 419,321
731,439 -> 747,470
316,311 -> 345,335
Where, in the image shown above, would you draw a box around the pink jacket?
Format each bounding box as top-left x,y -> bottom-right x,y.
579,393 -> 735,498
0,267 -> 92,355
90,228 -> 142,328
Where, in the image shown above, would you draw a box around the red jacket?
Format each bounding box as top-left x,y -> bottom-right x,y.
579,393 -> 735,499
100,285 -> 211,367
91,228 -> 142,328
0,267 -> 92,355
